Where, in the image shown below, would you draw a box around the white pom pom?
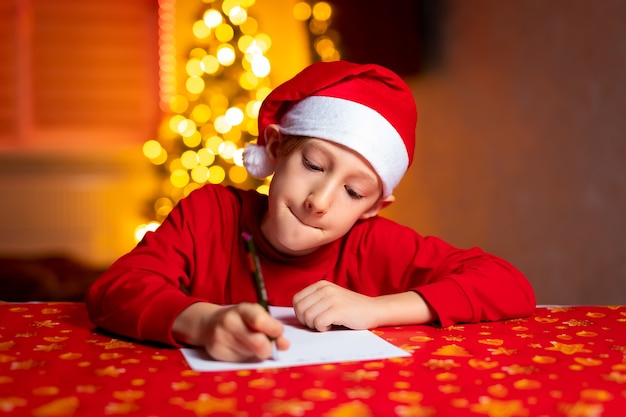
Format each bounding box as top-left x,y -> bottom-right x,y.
243,143 -> 275,178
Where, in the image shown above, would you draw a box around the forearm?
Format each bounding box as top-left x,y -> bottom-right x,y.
85,267 -> 204,345
372,291 -> 436,327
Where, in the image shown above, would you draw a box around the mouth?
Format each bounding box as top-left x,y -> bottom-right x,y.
288,207 -> 322,230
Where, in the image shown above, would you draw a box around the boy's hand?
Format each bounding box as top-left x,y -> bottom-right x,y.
293,281 -> 435,332
173,302 -> 290,362
292,281 -> 380,331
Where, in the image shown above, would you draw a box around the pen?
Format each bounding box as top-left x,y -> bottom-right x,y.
241,232 -> 278,360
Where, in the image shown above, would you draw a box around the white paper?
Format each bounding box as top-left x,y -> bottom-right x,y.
181,306 -> 410,371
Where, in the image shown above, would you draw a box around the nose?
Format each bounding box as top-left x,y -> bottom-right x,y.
305,183 -> 333,215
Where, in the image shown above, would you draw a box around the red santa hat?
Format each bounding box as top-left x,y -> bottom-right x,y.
243,60 -> 417,197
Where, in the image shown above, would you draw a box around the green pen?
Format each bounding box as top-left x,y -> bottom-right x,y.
241,232 -> 278,360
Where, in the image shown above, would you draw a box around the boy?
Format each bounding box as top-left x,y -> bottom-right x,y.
86,61 -> 535,362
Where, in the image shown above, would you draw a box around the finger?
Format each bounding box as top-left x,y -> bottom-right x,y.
236,303 -> 290,359
238,303 -> 285,339
310,308 -> 335,332
275,335 -> 290,351
293,280 -> 330,304
293,282 -> 331,326
233,329 -> 275,359
216,306 -> 267,360
296,300 -> 335,332
207,305 -> 275,361
205,318 -> 255,362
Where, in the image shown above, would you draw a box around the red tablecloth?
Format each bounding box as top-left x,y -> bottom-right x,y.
1,302 -> 625,416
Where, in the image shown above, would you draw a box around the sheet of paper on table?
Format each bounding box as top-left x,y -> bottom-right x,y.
181,306 -> 411,372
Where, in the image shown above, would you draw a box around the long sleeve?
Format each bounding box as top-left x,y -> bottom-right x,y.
86,201 -> 202,345
85,185 -> 243,345
412,241 -> 536,327
336,218 -> 536,327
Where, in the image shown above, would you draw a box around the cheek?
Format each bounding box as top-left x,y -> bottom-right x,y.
331,204 -> 365,229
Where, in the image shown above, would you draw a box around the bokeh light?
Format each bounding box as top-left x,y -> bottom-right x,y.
147,0 -> 339,233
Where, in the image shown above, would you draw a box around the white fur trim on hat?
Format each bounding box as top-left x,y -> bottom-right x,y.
279,96 -> 409,197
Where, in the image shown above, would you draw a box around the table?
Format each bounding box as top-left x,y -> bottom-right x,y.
1,302 -> 625,416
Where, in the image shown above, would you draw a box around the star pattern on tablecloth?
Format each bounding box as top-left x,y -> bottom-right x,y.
399,344 -> 423,353
104,402 -> 141,414
170,394 -> 238,414
563,319 -> 594,327
535,317 -> 559,324
468,359 -> 499,370
2,303 -> 626,416
42,336 -> 68,342
31,320 -> 59,328
557,401 -> 604,416
171,380 -> 195,391
95,339 -> 136,350
32,397 -> 79,416
546,341 -> 591,355
0,341 -> 15,351
488,347 -> 518,356
469,396 -> 528,417
76,385 -> 100,394
442,335 -> 466,342
0,354 -> 16,363
612,345 -> 626,354
548,307 -> 574,313
10,359 -> 43,370
112,390 -> 145,402
432,344 -> 472,357
602,371 -> 626,384
41,308 -> 63,315
302,388 -> 337,401
395,403 -> 437,417
94,365 -> 126,377
438,384 -> 462,394
443,325 -> 465,331
573,357 -> 603,367
342,369 -> 379,382
502,364 -> 539,375
422,359 -> 460,370
344,386 -> 375,399
0,396 -> 27,412
324,400 -> 374,417
34,343 -> 64,352
388,390 -> 424,404
263,398 -> 315,415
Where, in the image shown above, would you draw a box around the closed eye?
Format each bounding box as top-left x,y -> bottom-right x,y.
303,157 -> 323,172
345,186 -> 363,200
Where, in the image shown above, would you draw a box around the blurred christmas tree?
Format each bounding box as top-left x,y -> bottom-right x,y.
137,0 -> 338,238
143,0 -> 273,226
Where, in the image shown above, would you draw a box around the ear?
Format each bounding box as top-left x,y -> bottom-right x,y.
264,124 -> 283,164
359,194 -> 396,219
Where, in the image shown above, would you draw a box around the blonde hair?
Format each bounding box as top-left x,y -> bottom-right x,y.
276,135 -> 310,158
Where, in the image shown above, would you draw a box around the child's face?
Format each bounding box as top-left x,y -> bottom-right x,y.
261,138 -> 389,256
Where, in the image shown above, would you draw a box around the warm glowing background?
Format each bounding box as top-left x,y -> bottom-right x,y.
1,0 -> 625,306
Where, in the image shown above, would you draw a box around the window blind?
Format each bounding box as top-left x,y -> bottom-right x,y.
0,0 -> 159,151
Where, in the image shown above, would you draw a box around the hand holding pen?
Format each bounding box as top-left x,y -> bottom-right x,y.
185,302 -> 289,362
171,233 -> 289,362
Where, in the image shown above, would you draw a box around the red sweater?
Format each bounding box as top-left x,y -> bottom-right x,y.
86,184 -> 535,346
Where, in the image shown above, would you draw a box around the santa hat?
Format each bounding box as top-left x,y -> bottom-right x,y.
243,60 -> 417,197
